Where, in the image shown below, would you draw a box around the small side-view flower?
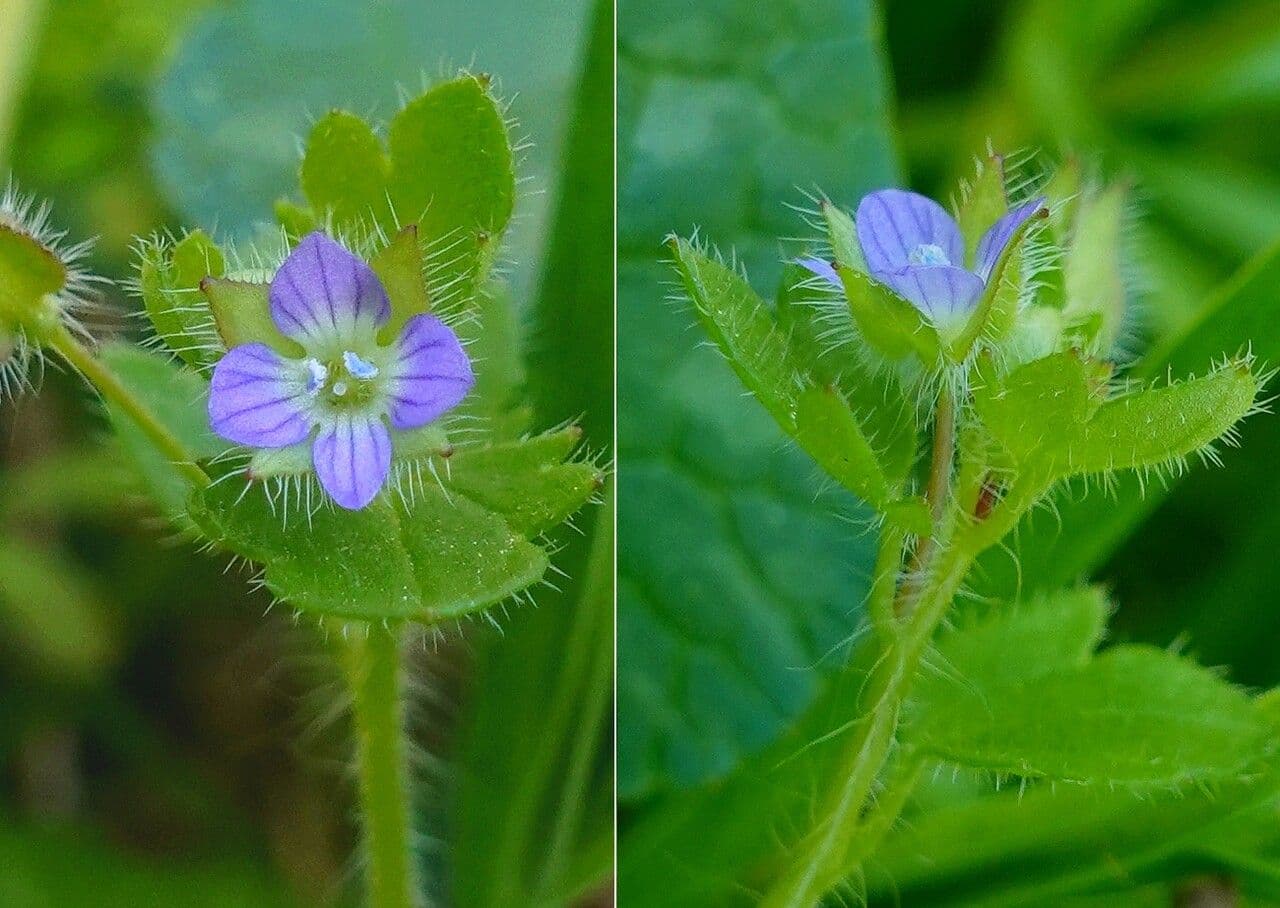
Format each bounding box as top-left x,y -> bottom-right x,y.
799,187 -> 1045,323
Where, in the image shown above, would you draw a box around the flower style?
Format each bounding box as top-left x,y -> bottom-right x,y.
800,188 -> 1045,322
207,232 -> 474,510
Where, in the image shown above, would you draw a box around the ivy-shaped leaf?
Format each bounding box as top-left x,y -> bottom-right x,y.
909,592 -> 1274,787
972,351 -> 1110,467
288,75 -> 516,315
187,429 -> 599,623
976,243 -> 1280,602
300,110 -> 392,231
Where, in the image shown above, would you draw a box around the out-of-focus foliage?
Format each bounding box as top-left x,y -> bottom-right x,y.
450,4 -> 615,906
152,0 -> 589,300
6,0 -> 209,258
617,0 -> 899,799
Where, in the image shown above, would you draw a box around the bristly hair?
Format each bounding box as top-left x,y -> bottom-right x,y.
0,179 -> 109,398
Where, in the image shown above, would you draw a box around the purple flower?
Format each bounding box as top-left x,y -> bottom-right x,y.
801,189 -> 1046,322
207,232 -> 474,510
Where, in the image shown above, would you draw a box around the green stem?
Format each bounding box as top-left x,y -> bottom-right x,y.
895,386 -> 956,618
45,325 -> 210,488
760,538 -> 971,907
837,750 -> 926,877
761,383 -> 969,906
339,622 -> 418,908
866,523 -> 906,641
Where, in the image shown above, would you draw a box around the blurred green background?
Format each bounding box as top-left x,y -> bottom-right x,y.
0,0 -> 612,905
618,0 -> 1280,900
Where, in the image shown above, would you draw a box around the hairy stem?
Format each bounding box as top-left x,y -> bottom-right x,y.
924,387 -> 957,526
339,623 -> 418,908
760,536 -> 971,907
895,386 -> 956,618
836,750 -> 926,879
46,326 -> 210,488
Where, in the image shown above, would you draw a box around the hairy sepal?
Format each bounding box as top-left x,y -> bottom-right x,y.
947,204 -> 1047,361
0,224 -> 65,335
837,264 -> 941,364
137,230 -> 226,371
955,153 -> 1008,266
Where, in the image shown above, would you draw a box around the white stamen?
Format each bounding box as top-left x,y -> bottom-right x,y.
304,358 -> 328,395
343,350 -> 379,380
909,243 -> 950,266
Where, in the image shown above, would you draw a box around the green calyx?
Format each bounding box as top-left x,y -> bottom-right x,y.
0,225 -> 67,340
199,226 -> 432,359
945,204 -> 1048,362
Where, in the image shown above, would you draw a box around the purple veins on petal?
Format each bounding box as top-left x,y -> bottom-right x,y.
796,256 -> 842,288
208,343 -> 311,448
874,265 -> 985,321
312,416 -> 393,510
856,189 -> 963,275
269,232 -> 391,346
974,196 -> 1047,281
386,313 -> 475,430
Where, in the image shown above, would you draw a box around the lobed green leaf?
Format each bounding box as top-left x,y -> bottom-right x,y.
188,430 -> 598,623
912,637 -> 1273,786
672,238 -> 927,531
1065,362 -> 1257,475
387,74 -> 515,309
974,352 -> 1258,484
972,351 -> 1109,467
868,759 -> 1280,906
300,109 -> 391,232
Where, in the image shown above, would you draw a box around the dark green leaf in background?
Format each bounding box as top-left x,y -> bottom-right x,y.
451,2 -> 615,905
617,0 -> 899,799
152,0 -> 589,300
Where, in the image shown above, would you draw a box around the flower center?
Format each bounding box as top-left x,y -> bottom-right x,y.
304,351 -> 382,409
908,243 -> 950,266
